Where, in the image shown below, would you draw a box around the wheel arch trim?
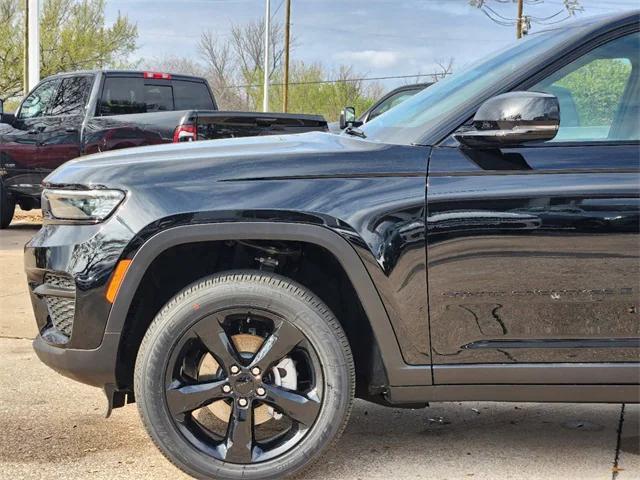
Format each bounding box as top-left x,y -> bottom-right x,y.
105,221 -> 432,386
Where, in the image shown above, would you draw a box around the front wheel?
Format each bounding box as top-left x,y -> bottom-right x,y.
134,271 -> 355,480
0,180 -> 15,229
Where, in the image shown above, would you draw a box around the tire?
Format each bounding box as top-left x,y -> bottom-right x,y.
134,271 -> 355,480
0,180 -> 15,229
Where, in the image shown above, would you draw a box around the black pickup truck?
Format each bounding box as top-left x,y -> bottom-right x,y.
0,70 -> 327,228
24,11 -> 639,480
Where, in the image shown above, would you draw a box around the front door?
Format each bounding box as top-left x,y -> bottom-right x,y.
0,79 -> 59,198
38,75 -> 94,170
427,30 -> 639,384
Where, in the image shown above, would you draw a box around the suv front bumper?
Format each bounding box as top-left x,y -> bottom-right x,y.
33,332 -> 120,387
24,221 -> 133,388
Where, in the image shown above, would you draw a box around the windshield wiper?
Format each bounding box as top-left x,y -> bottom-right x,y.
343,126 -> 366,138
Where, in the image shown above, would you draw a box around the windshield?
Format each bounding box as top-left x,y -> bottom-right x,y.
360,26 -> 586,146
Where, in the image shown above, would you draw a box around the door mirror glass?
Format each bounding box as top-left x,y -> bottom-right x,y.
339,106 -> 357,129
454,91 -> 559,148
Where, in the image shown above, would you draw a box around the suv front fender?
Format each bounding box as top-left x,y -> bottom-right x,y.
106,222 -> 431,387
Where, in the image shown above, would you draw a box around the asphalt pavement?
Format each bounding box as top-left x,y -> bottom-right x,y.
1,216 -> 638,479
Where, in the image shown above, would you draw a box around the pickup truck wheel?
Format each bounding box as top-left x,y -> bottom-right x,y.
0,180 -> 15,229
134,271 -> 355,480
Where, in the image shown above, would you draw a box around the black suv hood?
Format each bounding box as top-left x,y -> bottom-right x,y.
45,131 -> 427,189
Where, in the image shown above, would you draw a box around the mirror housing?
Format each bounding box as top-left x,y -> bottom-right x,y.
454,91 -> 559,148
339,106 -> 360,130
0,99 -> 15,125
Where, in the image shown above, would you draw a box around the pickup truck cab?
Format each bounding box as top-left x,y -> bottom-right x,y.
24,11 -> 639,480
0,70 -> 327,228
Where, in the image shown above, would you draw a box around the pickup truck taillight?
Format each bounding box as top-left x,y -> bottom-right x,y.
173,124 -> 197,143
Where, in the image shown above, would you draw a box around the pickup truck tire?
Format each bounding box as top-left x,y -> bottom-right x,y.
0,180 -> 15,229
134,271 -> 355,480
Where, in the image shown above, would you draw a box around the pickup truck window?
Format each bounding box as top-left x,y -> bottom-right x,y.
368,90 -> 419,121
18,80 -> 59,119
145,85 -> 174,112
49,76 -> 93,117
530,32 -> 638,142
99,77 -> 174,116
173,80 -> 215,110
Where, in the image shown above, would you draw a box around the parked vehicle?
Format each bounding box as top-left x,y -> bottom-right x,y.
328,82 -> 430,132
0,70 -> 327,228
25,11 -> 639,480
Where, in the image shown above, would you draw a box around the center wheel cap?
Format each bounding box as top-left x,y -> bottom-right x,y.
233,373 -> 256,396
198,334 -> 274,425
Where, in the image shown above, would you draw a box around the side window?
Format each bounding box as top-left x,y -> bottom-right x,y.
100,77 -> 144,115
369,90 -> 421,121
49,76 -> 93,116
18,80 -> 59,119
529,32 -> 639,142
99,77 -> 176,116
173,80 -> 215,110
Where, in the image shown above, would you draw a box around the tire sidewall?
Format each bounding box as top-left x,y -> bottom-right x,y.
135,273 -> 354,480
0,179 -> 15,229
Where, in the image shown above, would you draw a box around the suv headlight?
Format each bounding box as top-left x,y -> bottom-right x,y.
42,189 -> 125,223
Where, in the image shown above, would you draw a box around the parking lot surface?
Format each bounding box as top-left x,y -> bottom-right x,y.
1,217 -> 638,480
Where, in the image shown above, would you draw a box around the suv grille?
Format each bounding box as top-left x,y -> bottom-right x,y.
43,273 -> 76,338
45,296 -> 75,337
43,272 -> 74,290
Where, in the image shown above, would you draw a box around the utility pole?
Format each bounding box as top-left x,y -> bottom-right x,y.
516,0 -> 524,39
27,0 -> 40,90
262,0 -> 271,112
23,0 -> 29,95
282,0 -> 291,112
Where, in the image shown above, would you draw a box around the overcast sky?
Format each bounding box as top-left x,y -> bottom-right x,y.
104,0 -> 638,89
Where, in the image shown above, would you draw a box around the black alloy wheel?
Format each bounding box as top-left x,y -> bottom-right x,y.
135,272 -> 354,480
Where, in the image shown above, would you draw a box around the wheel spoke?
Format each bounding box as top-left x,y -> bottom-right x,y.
166,379 -> 228,418
249,320 -> 304,372
223,402 -> 255,463
195,317 -> 239,371
262,385 -> 321,427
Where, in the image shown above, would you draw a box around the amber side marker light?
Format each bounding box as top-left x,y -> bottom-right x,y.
106,259 -> 132,303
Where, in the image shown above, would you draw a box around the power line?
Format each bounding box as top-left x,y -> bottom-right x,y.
471,0 -> 583,37
271,0 -> 284,19
222,71 -> 452,89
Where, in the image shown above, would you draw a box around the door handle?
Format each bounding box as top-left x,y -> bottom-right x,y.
65,127 -> 78,133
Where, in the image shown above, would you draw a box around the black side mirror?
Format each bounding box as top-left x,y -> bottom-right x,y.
339,106 -> 357,130
0,99 -> 15,125
454,91 -> 559,148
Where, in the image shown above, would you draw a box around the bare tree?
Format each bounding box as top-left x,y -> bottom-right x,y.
402,58 -> 454,85
196,18 -> 288,109
199,31 -> 233,81
230,18 -> 285,80
198,31 -> 247,109
431,57 -> 454,82
144,55 -> 205,77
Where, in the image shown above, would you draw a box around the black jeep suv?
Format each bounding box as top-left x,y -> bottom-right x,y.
25,12 -> 639,480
